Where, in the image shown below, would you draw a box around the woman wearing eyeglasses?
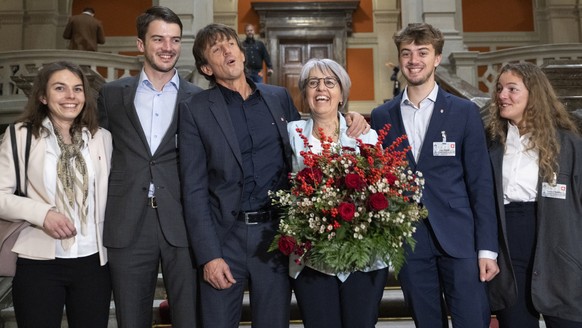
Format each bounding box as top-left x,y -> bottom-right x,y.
287,58 -> 383,328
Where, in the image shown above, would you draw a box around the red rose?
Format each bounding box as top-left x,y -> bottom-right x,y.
278,235 -> 296,256
297,167 -> 323,185
345,173 -> 364,190
338,202 -> 356,221
369,192 -> 389,211
385,173 -> 397,185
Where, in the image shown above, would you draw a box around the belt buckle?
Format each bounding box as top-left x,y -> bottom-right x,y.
149,197 -> 158,209
243,211 -> 259,225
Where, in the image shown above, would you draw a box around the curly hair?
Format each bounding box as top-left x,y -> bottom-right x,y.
487,62 -> 578,183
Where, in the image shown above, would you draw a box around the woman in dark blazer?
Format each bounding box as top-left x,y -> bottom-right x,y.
487,62 -> 582,328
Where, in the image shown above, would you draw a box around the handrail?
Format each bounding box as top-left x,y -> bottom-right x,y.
0,277 -> 13,310
0,50 -> 144,98
449,43 -> 582,94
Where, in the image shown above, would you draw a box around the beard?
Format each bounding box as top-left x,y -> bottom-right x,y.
403,67 -> 435,87
144,51 -> 178,73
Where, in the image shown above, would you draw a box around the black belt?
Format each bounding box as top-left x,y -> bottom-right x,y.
237,209 -> 278,225
148,197 -> 157,209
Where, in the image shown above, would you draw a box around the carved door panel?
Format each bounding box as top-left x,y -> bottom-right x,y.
279,40 -> 333,113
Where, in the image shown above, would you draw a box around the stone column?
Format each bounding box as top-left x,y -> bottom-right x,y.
373,0 -> 401,102
535,0 -> 581,43
401,0 -> 466,65
22,0 -> 68,50
0,0 -> 25,51
158,0 -> 213,86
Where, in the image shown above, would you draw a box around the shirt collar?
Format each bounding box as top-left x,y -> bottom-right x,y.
216,78 -> 259,104
138,69 -> 180,92
42,117 -> 91,145
401,83 -> 439,107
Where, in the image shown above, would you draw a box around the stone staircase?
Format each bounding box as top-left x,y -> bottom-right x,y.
1,270 -> 551,328
0,270 -> 415,327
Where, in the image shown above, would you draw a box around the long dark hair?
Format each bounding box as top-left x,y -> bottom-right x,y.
18,61 -> 99,137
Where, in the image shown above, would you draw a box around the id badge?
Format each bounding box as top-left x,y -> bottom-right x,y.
541,182 -> 567,199
433,130 -> 456,156
433,142 -> 455,156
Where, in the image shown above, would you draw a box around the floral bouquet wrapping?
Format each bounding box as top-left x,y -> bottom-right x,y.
270,124 -> 427,274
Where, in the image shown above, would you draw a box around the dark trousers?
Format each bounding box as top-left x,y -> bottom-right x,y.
293,266 -> 388,328
12,253 -> 111,328
497,202 -> 582,328
108,206 -> 198,328
199,219 -> 291,328
398,219 -> 491,328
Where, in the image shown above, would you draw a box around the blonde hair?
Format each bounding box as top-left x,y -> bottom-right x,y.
487,62 -> 578,183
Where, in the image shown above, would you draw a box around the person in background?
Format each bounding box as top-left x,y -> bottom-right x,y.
370,22 -> 499,327
63,7 -> 105,52
98,6 -> 202,328
0,61 -> 112,327
487,62 -> 582,328
287,58 -> 383,328
243,23 -> 273,83
179,23 -> 369,328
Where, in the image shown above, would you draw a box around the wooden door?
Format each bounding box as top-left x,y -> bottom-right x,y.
278,40 -> 333,113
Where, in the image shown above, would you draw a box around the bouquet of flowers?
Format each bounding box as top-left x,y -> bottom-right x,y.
270,124 -> 427,274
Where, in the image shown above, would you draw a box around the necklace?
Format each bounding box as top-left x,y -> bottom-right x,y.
314,119 -> 340,141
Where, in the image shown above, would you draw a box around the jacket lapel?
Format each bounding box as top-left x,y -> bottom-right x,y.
417,89 -> 449,167
207,87 -> 243,166
154,76 -> 195,156
260,87 -> 293,166
122,77 -> 152,156
388,98 -> 417,169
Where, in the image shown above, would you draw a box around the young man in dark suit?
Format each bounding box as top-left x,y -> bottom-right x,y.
370,23 -> 499,327
97,6 -> 202,328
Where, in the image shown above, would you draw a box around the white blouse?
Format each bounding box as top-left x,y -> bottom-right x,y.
43,119 -> 98,258
502,123 -> 539,204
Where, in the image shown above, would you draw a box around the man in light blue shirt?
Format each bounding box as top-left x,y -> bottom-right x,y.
97,6 -> 203,328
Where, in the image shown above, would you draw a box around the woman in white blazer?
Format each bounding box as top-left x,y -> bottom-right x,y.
0,61 -> 112,327
287,58 -> 383,328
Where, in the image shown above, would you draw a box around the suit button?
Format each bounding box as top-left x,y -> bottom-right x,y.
150,161 -> 156,166
231,211 -> 237,217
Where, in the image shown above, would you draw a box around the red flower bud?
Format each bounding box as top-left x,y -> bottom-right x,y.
297,167 -> 323,185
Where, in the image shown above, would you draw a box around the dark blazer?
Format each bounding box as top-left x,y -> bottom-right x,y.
62,13 -> 105,51
488,129 -> 582,322
98,74 -> 202,248
178,83 -> 300,266
370,88 -> 498,258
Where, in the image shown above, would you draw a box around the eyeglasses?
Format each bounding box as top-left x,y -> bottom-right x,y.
306,77 -> 338,89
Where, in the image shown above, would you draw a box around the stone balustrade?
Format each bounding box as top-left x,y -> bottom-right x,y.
449,43 -> 582,95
